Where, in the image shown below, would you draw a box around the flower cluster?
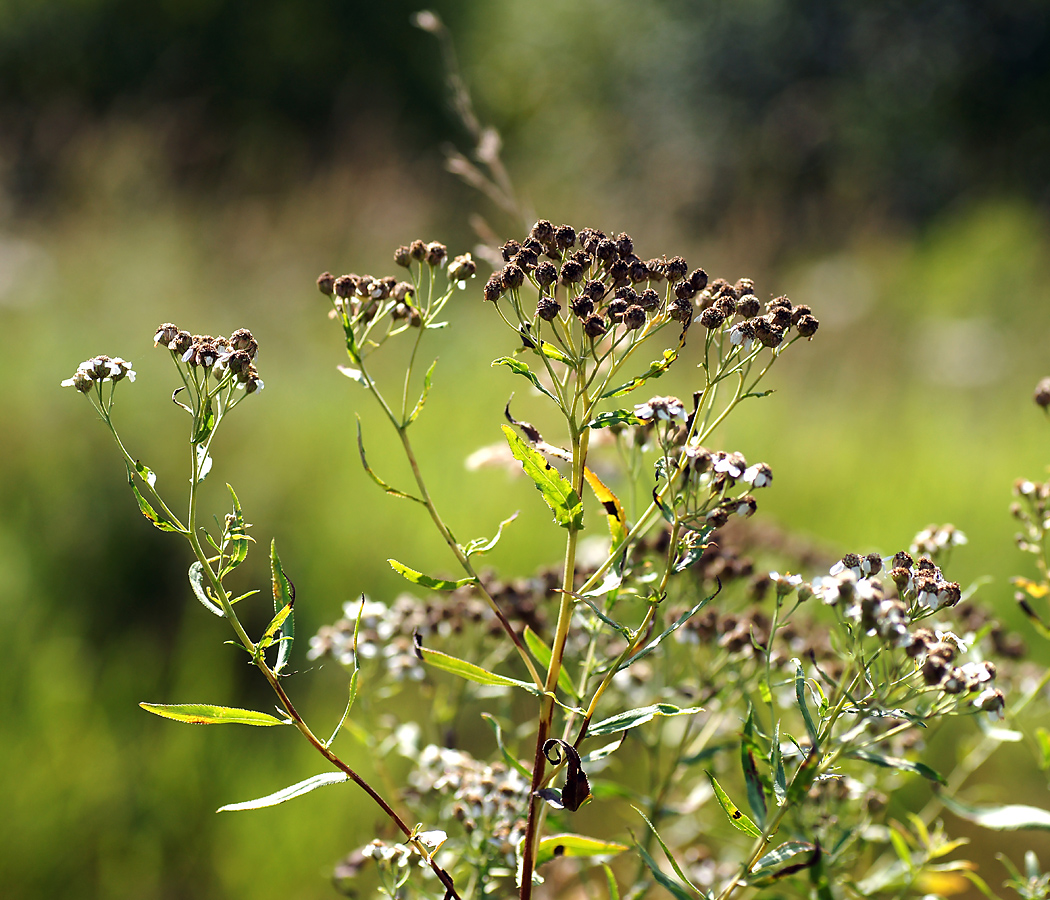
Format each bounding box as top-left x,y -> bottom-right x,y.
410,745 -> 531,859
61,355 -> 136,392
153,323 -> 263,392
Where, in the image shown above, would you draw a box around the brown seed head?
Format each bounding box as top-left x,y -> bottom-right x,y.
583,314 -> 607,338
615,233 -> 634,258
624,305 -> 646,330
669,297 -> 693,324
317,272 -> 335,295
500,263 -> 525,290
560,259 -> 584,285
699,307 -> 725,329
570,295 -> 594,318
334,275 -> 355,299
795,314 -> 819,338
637,288 -> 660,311
393,245 -> 411,268
409,239 -> 427,261
665,256 -> 688,282
501,240 -> 522,262
629,260 -> 651,284
1035,377 -> 1050,409
530,220 -> 555,245
534,261 -> 558,289
426,242 -> 448,267
483,274 -> 504,302
555,224 -> 576,250
537,297 -> 560,321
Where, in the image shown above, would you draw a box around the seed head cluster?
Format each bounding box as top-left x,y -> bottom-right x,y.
153,323 -> 263,392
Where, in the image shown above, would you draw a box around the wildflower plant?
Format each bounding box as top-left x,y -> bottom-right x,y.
63,225 -> 1050,900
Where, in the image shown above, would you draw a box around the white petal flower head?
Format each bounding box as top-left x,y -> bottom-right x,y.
415,830 -> 447,852
634,395 -> 686,423
743,463 -> 773,488
935,630 -> 969,654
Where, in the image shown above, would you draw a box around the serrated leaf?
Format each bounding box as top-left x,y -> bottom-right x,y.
217,772 -> 348,812
407,359 -> 437,424
615,584 -> 719,673
706,772 -> 762,838
793,658 -> 819,748
523,626 -> 579,699
502,424 -> 583,529
139,703 -> 287,726
189,561 -> 225,617
462,512 -> 518,558
589,703 -> 703,737
587,409 -> 643,429
535,834 -> 628,869
602,864 -> 620,900
583,467 -> 627,547
937,791 -> 1050,830
493,356 -> 558,401
849,749 -> 945,784
388,558 -> 478,591
415,638 -> 539,693
270,541 -> 294,674
356,417 -> 424,504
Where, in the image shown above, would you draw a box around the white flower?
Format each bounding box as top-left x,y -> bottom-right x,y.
742,463 -> 772,488
634,395 -> 686,423
414,830 -> 447,851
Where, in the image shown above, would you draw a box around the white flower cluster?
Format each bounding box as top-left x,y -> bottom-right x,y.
909,524 -> 967,558
61,355 -> 135,392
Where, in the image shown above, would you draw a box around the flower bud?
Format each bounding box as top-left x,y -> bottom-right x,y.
447,254 -> 476,282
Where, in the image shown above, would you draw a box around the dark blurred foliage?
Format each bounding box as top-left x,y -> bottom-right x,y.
2,0 -> 1049,225
0,0 -> 468,202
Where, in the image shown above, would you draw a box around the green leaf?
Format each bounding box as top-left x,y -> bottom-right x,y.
587,409 -> 643,429
523,626 -> 580,699
270,541 -> 294,674
848,749 -> 946,784
134,460 -> 157,488
633,807 -> 708,898
191,394 -> 216,443
356,417 -> 424,504
139,703 -> 287,726
388,558 -> 478,591
748,841 -> 818,881
615,585 -> 719,673
258,602 -> 293,652
589,703 -> 703,737
481,713 -> 533,779
601,864 -> 620,900
581,733 -> 626,766
188,561 -> 225,618
706,772 -> 763,838
771,722 -> 787,806
502,424 -> 584,529
462,512 -> 518,558
220,484 -> 251,574
937,791 -> 1050,830
415,639 -> 540,694
634,842 -> 699,900
217,772 -> 348,812
407,359 -> 437,424
741,709 -> 767,827
538,340 -> 572,364
128,468 -> 184,533
793,658 -> 819,748
492,356 -> 558,402
1036,727 -> 1050,770
535,834 -> 628,869
601,334 -> 685,399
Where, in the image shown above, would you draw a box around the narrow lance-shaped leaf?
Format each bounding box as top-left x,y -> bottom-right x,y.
140,703 -> 288,726
523,627 -> 580,699
356,417 -> 424,504
481,713 -> 533,780
221,484 -> 250,574
587,409 -> 643,429
388,559 -> 478,591
407,359 -> 437,424
633,806 -> 709,898
633,842 -> 698,900
127,464 -> 184,533
601,330 -> 686,399
849,749 -> 946,785
615,583 -> 720,673
325,596 -> 365,748
535,834 -> 628,869
492,356 -> 558,402
270,540 -> 294,674
741,708 -> 768,827
413,634 -> 539,694
748,841 -> 819,882
936,790 -> 1050,830
501,424 -> 584,529
583,467 -> 628,548
188,561 -> 225,617
589,703 -> 703,737
793,658 -> 819,748
462,512 -> 518,558
218,772 -> 348,812
706,771 -> 763,838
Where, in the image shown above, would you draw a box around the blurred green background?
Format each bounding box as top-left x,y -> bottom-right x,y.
3,1 -> 1050,896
